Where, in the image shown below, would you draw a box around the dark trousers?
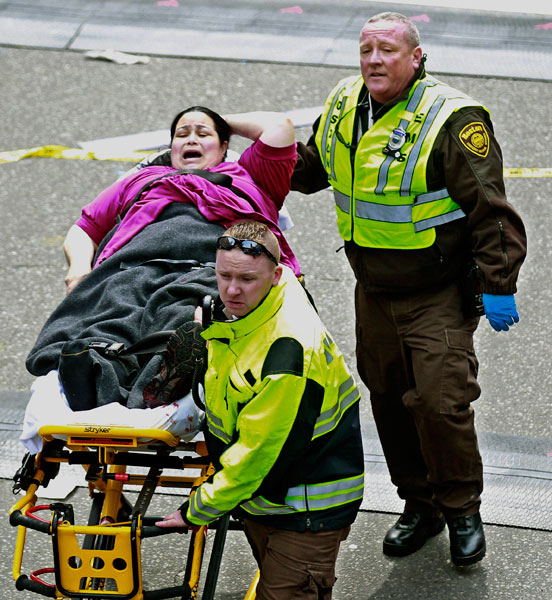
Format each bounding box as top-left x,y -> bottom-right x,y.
243,519 -> 350,600
354,281 -> 483,517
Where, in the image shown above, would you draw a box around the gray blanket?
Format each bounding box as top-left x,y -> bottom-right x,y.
26,203 -> 223,409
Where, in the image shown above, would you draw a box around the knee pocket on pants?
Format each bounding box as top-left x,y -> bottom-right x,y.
306,566 -> 336,597
440,329 -> 480,415
259,545 -> 336,599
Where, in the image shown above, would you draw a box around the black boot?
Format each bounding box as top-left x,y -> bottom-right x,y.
383,512 -> 446,557
448,512 -> 486,566
142,320 -> 206,408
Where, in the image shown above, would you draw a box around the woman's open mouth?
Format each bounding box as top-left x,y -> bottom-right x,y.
183,150 -> 202,159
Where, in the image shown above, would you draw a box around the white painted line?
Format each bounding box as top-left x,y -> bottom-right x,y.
78,106 -> 324,153
362,0 -> 552,17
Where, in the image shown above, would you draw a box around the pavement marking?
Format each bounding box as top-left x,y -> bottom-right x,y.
0,145 -> 150,164
1,145 -> 551,178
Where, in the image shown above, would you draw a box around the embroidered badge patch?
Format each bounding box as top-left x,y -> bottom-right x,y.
459,122 -> 489,158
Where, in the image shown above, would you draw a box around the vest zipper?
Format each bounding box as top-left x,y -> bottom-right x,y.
304,484 -> 312,530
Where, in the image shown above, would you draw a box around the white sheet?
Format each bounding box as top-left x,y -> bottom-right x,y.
20,370 -> 204,454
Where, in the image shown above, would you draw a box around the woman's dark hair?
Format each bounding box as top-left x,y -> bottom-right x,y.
144,107 -> 231,168
170,106 -> 231,145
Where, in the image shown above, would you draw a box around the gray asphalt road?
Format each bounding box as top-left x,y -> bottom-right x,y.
1,2 -> 552,598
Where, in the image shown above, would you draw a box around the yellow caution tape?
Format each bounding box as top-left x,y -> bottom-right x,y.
503,167 -> 552,178
1,146 -> 551,178
0,145 -> 151,164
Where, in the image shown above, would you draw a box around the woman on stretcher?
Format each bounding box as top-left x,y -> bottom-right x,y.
64,107 -> 299,293
21,107 -> 299,453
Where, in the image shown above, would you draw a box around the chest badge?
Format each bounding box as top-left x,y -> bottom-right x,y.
459,122 -> 490,158
383,127 -> 407,159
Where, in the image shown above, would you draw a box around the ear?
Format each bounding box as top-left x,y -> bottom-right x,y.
272,265 -> 283,287
412,46 -> 423,69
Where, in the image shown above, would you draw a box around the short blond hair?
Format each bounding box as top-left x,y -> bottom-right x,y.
222,221 -> 281,264
364,12 -> 420,49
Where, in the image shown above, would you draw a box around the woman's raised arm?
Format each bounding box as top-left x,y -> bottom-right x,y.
224,111 -> 294,148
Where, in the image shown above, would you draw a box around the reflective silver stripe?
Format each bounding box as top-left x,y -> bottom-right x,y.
286,474 -> 365,510
321,87 -> 344,154
402,95 -> 446,195
206,407 -> 232,444
333,189 -> 350,214
375,154 -> 396,196
405,78 -> 434,112
414,208 -> 466,232
285,496 -> 306,511
338,376 -> 355,398
323,334 -> 333,364
375,117 -> 409,196
314,387 -> 359,438
287,475 -> 364,499
190,490 -> 226,523
316,378 -> 354,424
240,498 -> 297,516
377,78 -> 432,198
414,188 -> 450,205
375,79 -> 437,196
330,93 -> 349,181
322,83 -> 348,180
301,488 -> 364,510
356,200 -> 411,223
242,475 -> 364,516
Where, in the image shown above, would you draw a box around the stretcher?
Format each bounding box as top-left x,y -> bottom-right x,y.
9,423 -> 259,600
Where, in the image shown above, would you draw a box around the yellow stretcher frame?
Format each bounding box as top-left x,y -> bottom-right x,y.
9,424 -> 258,600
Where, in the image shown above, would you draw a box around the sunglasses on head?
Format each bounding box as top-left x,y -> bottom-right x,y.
216,236 -> 279,265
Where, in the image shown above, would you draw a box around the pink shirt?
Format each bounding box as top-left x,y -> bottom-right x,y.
76,139 -> 300,275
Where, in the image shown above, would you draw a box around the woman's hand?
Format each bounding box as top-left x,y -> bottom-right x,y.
64,266 -> 91,295
63,225 -> 97,294
224,111 -> 295,148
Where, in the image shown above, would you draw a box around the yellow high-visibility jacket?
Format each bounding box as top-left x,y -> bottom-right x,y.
181,267 -> 364,532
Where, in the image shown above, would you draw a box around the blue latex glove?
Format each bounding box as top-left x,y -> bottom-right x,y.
482,294 -> 519,332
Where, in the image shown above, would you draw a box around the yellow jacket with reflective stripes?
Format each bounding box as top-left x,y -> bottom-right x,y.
181,266 -> 364,532
315,74 -> 487,249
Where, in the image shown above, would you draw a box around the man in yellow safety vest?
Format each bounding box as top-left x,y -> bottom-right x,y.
291,11 -> 527,566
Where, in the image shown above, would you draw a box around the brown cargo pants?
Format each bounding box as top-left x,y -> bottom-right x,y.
243,520 -> 350,600
354,280 -> 483,517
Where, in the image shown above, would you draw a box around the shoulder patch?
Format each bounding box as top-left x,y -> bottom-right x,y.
459,122 -> 489,158
261,337 -> 304,379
